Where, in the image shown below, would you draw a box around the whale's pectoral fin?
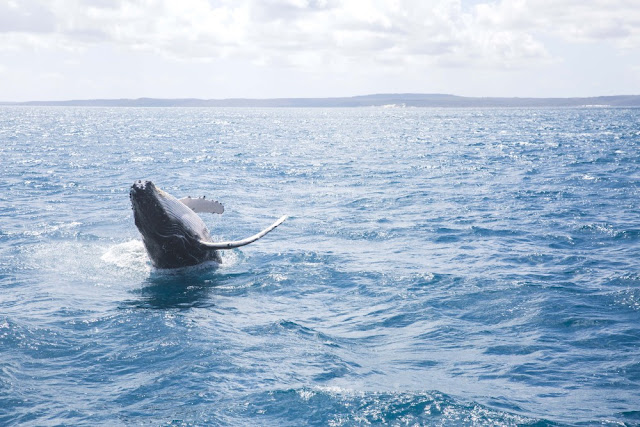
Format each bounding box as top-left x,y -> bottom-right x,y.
179,196 -> 224,214
199,215 -> 288,250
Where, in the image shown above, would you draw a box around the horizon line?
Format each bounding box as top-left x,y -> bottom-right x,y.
3,92 -> 640,103
2,93 -> 640,107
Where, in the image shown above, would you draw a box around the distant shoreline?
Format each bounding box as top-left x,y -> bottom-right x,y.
2,93 -> 640,108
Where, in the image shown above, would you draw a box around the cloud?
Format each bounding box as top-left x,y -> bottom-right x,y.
475,0 -> 640,48
0,0 -> 637,70
0,0 -> 56,33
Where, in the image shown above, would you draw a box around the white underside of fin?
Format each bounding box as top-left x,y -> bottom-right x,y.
199,215 -> 288,250
179,197 -> 224,214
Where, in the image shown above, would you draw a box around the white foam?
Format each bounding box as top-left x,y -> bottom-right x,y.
131,156 -> 154,163
219,248 -> 241,267
101,240 -> 151,272
100,239 -> 242,274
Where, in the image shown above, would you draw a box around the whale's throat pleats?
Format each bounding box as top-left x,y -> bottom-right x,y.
156,190 -> 211,240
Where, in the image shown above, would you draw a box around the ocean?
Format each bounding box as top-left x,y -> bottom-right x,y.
1,106 -> 639,426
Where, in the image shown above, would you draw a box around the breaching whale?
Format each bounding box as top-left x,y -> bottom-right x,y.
130,180 -> 287,268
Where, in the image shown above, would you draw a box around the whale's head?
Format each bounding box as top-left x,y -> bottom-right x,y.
130,180 -> 166,234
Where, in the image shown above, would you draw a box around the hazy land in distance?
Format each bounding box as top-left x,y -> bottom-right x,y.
2,93 -> 640,107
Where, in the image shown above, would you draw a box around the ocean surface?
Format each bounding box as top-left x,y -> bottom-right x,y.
1,106 -> 639,426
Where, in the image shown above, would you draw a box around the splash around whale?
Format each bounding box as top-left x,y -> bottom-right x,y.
130,180 -> 287,269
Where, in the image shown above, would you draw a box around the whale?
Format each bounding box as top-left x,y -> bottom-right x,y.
130,180 -> 287,268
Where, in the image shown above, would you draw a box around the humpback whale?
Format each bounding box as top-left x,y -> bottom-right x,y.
130,180 -> 287,268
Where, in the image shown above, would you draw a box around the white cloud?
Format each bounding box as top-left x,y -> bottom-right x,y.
475,0 -> 640,48
0,0 -> 639,100
0,0 -> 55,33
0,0 -> 555,69
2,0 -> 639,67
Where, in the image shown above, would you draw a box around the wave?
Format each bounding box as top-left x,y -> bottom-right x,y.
227,387 -> 551,426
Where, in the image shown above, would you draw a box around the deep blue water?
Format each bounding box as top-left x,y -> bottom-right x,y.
1,106 -> 639,426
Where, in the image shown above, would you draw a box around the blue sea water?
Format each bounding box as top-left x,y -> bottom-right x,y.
0,106 -> 639,426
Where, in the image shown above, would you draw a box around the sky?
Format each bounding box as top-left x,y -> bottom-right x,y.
1,0 -> 639,101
